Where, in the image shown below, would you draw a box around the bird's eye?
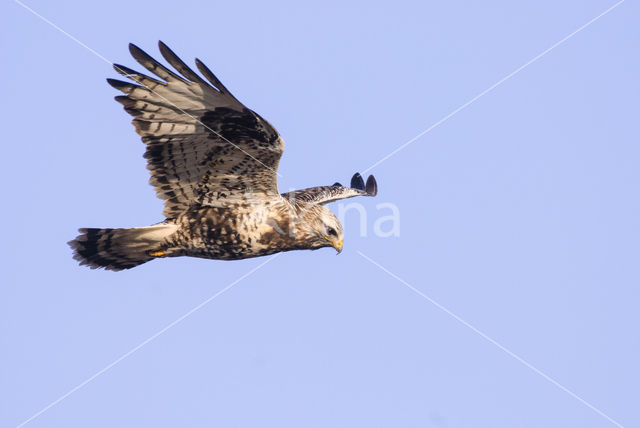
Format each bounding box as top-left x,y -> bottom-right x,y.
327,227 -> 337,236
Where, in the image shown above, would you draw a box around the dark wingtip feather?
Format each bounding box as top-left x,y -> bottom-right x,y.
106,78 -> 139,93
195,58 -> 234,95
106,78 -> 125,88
126,42 -> 184,83
350,173 -> 365,190
332,182 -> 343,187
157,40 -> 175,60
365,175 -> 378,196
114,95 -> 134,106
158,41 -> 205,84
128,43 -> 146,59
129,43 -> 149,62
158,41 -> 181,66
113,63 -> 136,76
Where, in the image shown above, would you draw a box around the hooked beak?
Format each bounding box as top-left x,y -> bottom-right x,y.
325,237 -> 343,254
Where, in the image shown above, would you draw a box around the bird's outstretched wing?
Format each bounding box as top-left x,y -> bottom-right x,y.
282,173 -> 377,206
109,41 -> 284,218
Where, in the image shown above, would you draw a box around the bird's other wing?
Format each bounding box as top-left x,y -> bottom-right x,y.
109,41 -> 284,218
282,173 -> 377,205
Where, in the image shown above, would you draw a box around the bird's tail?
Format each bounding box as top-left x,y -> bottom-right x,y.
68,223 -> 178,271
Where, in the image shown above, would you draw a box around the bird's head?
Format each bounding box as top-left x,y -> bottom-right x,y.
297,204 -> 344,253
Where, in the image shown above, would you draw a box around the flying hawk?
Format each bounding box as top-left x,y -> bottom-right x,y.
69,42 -> 377,271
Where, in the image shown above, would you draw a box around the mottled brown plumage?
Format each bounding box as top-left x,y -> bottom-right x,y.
69,41 -> 377,270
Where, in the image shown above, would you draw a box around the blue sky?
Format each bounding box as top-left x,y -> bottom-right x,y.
1,1 -> 638,427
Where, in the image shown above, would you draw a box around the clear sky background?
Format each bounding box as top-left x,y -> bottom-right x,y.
1,1 -> 638,427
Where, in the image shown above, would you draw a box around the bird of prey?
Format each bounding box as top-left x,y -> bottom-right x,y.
69,41 -> 377,271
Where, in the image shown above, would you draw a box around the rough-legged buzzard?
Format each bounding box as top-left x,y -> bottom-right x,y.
69,42 -> 377,270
